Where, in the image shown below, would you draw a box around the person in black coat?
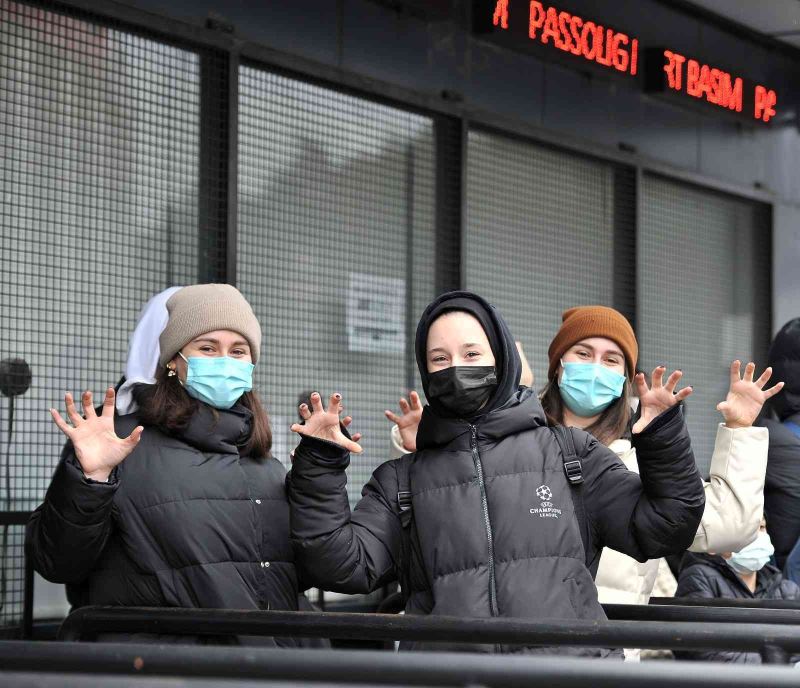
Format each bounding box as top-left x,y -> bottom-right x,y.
759,317 -> 800,569
27,284 -> 332,646
675,521 -> 800,663
288,291 -> 705,656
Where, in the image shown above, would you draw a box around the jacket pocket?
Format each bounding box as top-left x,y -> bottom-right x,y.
562,577 -> 581,619
564,571 -> 606,620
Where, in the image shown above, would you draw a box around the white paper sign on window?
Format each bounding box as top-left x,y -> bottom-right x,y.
347,272 -> 406,354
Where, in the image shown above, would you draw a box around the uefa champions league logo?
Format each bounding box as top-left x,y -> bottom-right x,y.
530,484 -> 561,519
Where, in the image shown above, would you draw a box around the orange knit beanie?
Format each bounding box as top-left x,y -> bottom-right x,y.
547,306 -> 638,380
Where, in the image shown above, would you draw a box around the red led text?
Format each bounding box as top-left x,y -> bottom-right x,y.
527,1 -> 639,76
663,50 -> 743,112
754,85 -> 777,123
492,0 -> 509,29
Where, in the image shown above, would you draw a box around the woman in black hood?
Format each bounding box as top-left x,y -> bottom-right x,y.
414,293 -> 520,421
288,291 -> 704,656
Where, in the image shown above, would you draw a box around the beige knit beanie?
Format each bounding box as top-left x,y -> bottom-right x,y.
158,284 -> 261,366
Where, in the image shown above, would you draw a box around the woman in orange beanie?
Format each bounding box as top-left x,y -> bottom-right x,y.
541,305 -> 779,660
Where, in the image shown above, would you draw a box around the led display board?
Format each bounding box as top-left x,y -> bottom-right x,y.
477,0 -> 778,124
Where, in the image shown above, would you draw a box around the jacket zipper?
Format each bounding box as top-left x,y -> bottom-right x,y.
470,424 -> 499,617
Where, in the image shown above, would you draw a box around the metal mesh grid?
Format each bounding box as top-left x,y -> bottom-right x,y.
237,66 -> 436,498
464,128 -> 616,389
0,0 -> 223,629
638,175 -> 771,475
0,526 -> 24,637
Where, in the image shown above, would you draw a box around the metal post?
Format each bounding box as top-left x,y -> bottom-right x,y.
198,42 -> 238,284
433,115 -> 466,294
21,547 -> 33,639
613,164 -> 637,329
761,643 -> 791,664
404,142 -> 417,393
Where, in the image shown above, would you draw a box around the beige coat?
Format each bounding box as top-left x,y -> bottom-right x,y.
594,424 -> 767,661
595,424 -> 768,606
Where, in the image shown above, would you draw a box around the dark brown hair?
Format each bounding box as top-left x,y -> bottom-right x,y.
540,376 -> 632,447
131,365 -> 272,458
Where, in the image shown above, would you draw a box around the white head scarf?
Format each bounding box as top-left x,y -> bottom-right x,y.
116,286 -> 184,415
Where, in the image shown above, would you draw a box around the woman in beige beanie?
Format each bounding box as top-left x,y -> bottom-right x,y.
28,284 -> 334,646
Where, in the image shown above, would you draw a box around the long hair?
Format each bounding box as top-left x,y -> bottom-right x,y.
540,375 -> 632,447
131,365 -> 272,458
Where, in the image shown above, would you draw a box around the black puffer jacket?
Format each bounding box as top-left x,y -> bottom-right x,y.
675,554 -> 800,663
289,291 -> 705,655
27,402 -> 303,646
760,317 -> 800,568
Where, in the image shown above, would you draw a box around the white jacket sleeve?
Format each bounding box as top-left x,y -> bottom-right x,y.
689,424 -> 768,553
389,424 -> 407,460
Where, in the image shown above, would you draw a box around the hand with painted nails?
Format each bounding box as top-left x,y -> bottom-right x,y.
50,388 -> 144,482
717,360 -> 784,430
632,366 -> 693,435
291,392 -> 363,454
384,391 -> 423,453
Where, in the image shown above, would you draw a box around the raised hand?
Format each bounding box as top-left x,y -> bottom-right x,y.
717,360 -> 784,429
50,388 -> 143,482
632,366 -> 692,435
291,392 -> 363,454
384,391 -> 422,452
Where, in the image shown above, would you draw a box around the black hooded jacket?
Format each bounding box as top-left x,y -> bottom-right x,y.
759,318 -> 800,567
27,401 -> 306,646
675,553 -> 800,663
288,291 -> 705,655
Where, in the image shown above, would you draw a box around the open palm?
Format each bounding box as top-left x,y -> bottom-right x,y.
50,388 -> 143,482
384,391 -> 422,452
292,392 -> 363,454
718,360 -> 783,429
632,366 -> 692,435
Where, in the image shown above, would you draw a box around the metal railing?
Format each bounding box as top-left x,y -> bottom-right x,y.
603,602 -> 800,625
1,641 -> 800,688
649,597 -> 800,609
55,607 -> 800,663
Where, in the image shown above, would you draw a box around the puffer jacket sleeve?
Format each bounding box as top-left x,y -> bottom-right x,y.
26,443 -> 118,584
674,565 -> 759,663
582,404 -> 705,562
689,424 -> 767,553
288,435 -> 403,594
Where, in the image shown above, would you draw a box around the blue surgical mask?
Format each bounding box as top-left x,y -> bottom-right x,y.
726,531 -> 774,575
558,360 -> 625,417
179,353 -> 254,410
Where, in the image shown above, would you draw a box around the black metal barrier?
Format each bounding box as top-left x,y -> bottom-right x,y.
55,607 -> 800,664
649,597 -> 800,609
1,641 -> 800,688
603,603 -> 800,625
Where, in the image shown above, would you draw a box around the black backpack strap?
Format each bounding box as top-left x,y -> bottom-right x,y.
550,426 -> 589,563
395,460 -> 413,603
397,461 -> 413,530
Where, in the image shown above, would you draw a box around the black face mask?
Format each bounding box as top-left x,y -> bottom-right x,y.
427,366 -> 498,419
